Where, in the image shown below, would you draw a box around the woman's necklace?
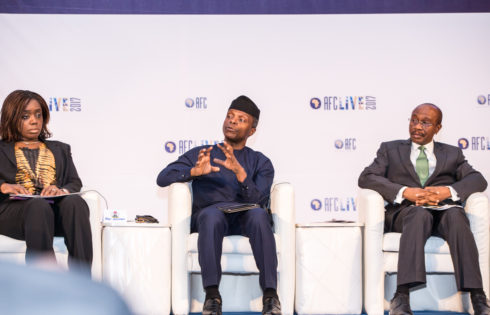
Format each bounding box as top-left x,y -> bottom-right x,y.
21,140 -> 40,145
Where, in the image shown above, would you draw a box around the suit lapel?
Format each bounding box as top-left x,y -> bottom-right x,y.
398,140 -> 420,185
425,142 -> 446,186
0,141 -> 17,167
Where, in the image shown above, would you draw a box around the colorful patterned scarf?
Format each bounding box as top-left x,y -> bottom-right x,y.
14,142 -> 56,195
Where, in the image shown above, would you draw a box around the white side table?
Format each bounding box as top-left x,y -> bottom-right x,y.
102,223 -> 171,315
295,222 -> 363,314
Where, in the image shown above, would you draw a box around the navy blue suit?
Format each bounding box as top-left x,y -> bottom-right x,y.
157,144 -> 277,289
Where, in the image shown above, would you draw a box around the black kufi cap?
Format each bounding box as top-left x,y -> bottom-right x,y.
229,95 -> 260,120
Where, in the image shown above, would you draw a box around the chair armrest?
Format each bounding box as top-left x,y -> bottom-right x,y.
464,192 -> 489,297
270,182 -> 295,314
168,182 -> 192,314
169,183 -> 192,231
81,190 -> 103,280
464,192 -> 489,235
270,182 -> 295,233
169,182 -> 192,256
358,189 -> 385,259
358,188 -> 385,315
358,188 -> 385,229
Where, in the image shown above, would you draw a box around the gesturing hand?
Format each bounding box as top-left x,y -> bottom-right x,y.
0,183 -> 30,195
190,146 -> 220,177
213,141 -> 247,182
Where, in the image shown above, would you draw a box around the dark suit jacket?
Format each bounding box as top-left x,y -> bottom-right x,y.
0,140 -> 83,203
358,139 -> 488,232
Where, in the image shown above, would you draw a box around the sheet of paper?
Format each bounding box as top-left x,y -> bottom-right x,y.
9,192 -> 83,199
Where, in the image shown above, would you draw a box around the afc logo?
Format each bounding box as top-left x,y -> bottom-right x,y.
311,199 -> 322,211
458,137 -> 490,151
477,95 -> 489,106
185,97 -> 207,109
309,96 -> 376,110
165,141 -> 176,153
310,198 -> 357,212
310,98 -> 321,109
48,97 -> 81,112
334,138 -> 357,150
165,139 -> 221,154
458,138 -> 469,150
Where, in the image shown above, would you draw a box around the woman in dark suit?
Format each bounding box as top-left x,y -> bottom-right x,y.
0,90 -> 92,272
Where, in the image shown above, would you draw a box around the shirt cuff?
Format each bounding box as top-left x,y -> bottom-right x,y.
238,175 -> 252,191
0,180 -> 6,195
447,186 -> 460,201
394,187 -> 407,204
181,168 -> 193,182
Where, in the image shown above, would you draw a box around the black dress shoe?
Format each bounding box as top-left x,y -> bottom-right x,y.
202,297 -> 222,315
262,296 -> 281,315
472,293 -> 490,315
389,292 -> 413,315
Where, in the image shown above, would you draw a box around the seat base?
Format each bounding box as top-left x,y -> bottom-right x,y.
190,274 -> 263,312
384,273 -> 472,312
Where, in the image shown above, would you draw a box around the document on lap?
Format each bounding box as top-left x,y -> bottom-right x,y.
217,203 -> 260,213
9,192 -> 83,200
422,204 -> 463,211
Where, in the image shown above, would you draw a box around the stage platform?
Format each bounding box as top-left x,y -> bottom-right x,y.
190,312 -> 467,315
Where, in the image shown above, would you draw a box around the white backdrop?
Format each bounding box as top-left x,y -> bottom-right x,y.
0,13 -> 489,224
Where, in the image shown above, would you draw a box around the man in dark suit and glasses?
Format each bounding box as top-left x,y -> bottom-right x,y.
358,103 -> 490,315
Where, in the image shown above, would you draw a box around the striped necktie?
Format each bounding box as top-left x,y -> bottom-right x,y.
416,145 -> 429,186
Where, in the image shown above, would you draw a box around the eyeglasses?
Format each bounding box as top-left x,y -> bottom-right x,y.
409,118 -> 433,128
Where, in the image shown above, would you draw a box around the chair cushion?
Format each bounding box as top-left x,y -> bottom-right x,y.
188,252 -> 270,273
383,233 -> 450,254
384,252 -> 455,273
187,234 -> 281,273
187,234 -> 280,254
0,235 -> 68,254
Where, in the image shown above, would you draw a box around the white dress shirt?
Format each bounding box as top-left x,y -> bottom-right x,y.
394,140 -> 459,204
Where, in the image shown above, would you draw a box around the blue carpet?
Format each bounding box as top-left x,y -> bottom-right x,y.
190,312 -> 468,315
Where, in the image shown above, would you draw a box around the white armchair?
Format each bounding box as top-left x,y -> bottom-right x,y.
360,188 -> 489,314
0,191 -> 103,279
169,182 -> 295,315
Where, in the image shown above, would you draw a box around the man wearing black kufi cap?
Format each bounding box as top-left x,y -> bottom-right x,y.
157,96 -> 281,315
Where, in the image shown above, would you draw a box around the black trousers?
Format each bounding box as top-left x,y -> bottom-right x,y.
193,203 -> 278,290
0,195 -> 93,271
393,206 -> 483,290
